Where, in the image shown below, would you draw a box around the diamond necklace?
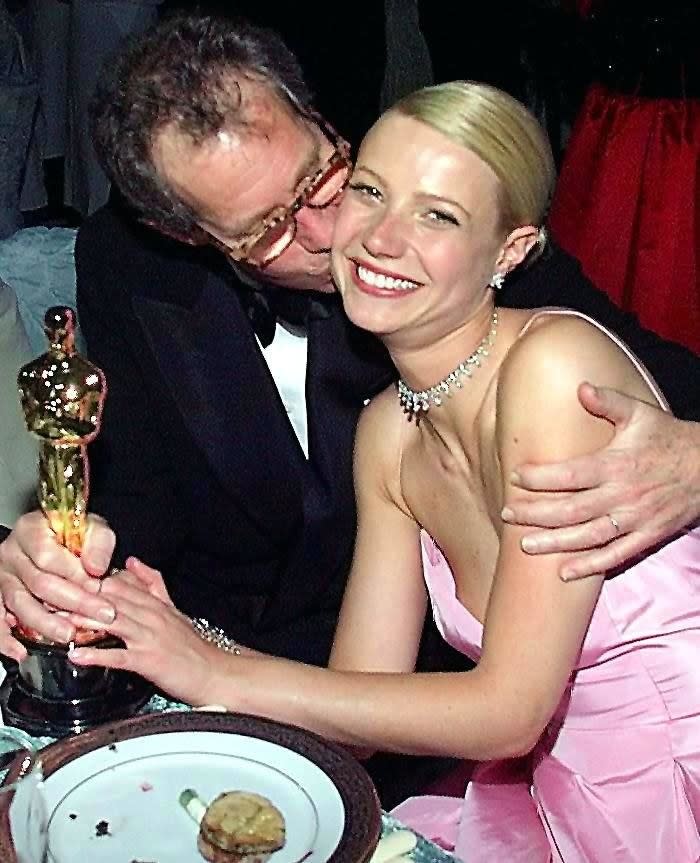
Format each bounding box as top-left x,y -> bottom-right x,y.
397,309 -> 499,419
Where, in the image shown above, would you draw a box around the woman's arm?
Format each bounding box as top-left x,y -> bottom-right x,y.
330,394 -> 427,674
70,321 -> 639,759
505,383 -> 700,578
502,247 -> 700,574
468,318 -> 627,750
215,319 -> 650,757
69,393 -> 432,713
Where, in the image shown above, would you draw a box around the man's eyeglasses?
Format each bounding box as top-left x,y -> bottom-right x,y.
207,117 -> 351,268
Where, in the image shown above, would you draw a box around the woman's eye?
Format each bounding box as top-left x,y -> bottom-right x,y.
348,182 -> 382,201
426,209 -> 460,226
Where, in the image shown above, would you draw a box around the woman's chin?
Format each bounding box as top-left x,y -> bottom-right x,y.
343,297 -> 393,336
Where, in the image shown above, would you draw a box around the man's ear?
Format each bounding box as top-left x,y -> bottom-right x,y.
140,219 -> 210,247
495,225 -> 539,275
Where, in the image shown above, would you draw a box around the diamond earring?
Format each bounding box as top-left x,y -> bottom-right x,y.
489,272 -> 505,290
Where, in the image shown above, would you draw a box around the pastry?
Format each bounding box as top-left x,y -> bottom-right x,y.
195,791 -> 286,863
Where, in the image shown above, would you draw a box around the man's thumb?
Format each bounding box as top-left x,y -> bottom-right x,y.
577,382 -> 635,428
81,515 -> 116,577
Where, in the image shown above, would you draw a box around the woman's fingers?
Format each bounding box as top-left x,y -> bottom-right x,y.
101,572 -> 156,605
69,645 -> 131,671
67,601 -> 220,707
71,587 -> 186,644
124,557 -> 173,604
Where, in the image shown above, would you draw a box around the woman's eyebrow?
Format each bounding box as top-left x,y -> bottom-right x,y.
414,192 -> 472,220
352,166 -> 472,220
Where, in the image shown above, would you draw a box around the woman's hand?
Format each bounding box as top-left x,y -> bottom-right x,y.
68,567 -> 234,707
503,383 -> 700,579
119,557 -> 174,605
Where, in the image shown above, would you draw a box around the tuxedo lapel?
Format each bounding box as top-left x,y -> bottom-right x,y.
304,303 -> 395,510
132,271 -> 304,539
262,302 -> 394,628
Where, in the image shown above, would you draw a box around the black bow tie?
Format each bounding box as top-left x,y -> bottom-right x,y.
239,286 -> 333,347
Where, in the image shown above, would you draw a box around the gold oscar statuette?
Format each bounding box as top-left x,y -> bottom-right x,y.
17,306 -> 107,645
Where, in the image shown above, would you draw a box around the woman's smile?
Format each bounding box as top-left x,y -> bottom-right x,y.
351,260 -> 423,297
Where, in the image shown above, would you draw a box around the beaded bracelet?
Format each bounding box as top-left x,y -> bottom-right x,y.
190,617 -> 242,656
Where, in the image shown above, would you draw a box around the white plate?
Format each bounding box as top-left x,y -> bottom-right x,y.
0,712 -> 381,863
45,730 -> 341,862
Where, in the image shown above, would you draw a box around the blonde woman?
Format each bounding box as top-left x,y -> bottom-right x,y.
70,83 -> 700,861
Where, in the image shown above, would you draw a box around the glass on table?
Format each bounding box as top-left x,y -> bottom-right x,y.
0,726 -> 48,863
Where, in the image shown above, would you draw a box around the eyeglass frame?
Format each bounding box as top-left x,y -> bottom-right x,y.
204,113 -> 352,268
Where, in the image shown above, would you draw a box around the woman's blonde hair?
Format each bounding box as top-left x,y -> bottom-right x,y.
392,81 -> 555,240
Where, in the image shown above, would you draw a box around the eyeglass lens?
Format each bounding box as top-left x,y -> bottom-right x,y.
246,160 -> 349,265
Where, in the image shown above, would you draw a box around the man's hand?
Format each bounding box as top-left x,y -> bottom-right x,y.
502,383 -> 700,580
0,512 -> 117,660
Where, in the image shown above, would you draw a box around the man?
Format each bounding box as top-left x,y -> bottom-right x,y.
0,13 -> 698,785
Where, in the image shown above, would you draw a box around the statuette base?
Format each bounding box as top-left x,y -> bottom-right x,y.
0,636 -> 152,737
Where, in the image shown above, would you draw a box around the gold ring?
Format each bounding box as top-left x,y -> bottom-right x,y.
608,514 -> 621,535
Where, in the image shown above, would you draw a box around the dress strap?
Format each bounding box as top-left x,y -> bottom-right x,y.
517,308 -> 669,411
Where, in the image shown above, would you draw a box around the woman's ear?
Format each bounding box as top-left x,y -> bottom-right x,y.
495,225 -> 539,274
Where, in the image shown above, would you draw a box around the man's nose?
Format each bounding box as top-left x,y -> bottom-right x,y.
294,203 -> 338,252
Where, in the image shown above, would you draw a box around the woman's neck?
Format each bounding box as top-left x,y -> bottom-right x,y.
389,300 -> 498,395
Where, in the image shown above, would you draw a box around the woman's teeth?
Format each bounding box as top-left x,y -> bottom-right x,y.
357,265 -> 418,291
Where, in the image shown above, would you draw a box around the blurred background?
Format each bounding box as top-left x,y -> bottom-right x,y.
1,0 -> 698,350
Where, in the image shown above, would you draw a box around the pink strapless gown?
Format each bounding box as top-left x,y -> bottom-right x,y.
393,527 -> 700,861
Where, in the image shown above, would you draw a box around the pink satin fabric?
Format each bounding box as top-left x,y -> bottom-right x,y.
393,528 -> 700,862
393,313 -> 700,859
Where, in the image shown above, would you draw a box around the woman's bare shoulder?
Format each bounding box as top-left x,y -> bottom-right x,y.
355,384 -> 406,458
354,383 -> 412,511
500,311 -> 654,402
495,312 -> 655,461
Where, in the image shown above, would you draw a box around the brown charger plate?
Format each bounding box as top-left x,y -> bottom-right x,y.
0,710 -> 381,863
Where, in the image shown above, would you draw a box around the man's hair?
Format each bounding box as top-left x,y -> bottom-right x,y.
90,13 -> 313,239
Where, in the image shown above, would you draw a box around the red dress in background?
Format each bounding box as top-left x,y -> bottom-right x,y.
549,5 -> 700,353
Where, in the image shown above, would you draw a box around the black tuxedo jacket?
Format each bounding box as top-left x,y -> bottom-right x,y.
74,206 -> 700,668
76,207 -> 393,664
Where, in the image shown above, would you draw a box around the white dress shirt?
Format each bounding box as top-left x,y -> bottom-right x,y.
258,322 -> 309,458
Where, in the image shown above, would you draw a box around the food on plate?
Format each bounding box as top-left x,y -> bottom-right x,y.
180,789 -> 286,863
368,829 -> 418,863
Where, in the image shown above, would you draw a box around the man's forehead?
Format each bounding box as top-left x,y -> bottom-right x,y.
237,77 -> 295,131
150,79 -> 328,236
153,78 -> 300,154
